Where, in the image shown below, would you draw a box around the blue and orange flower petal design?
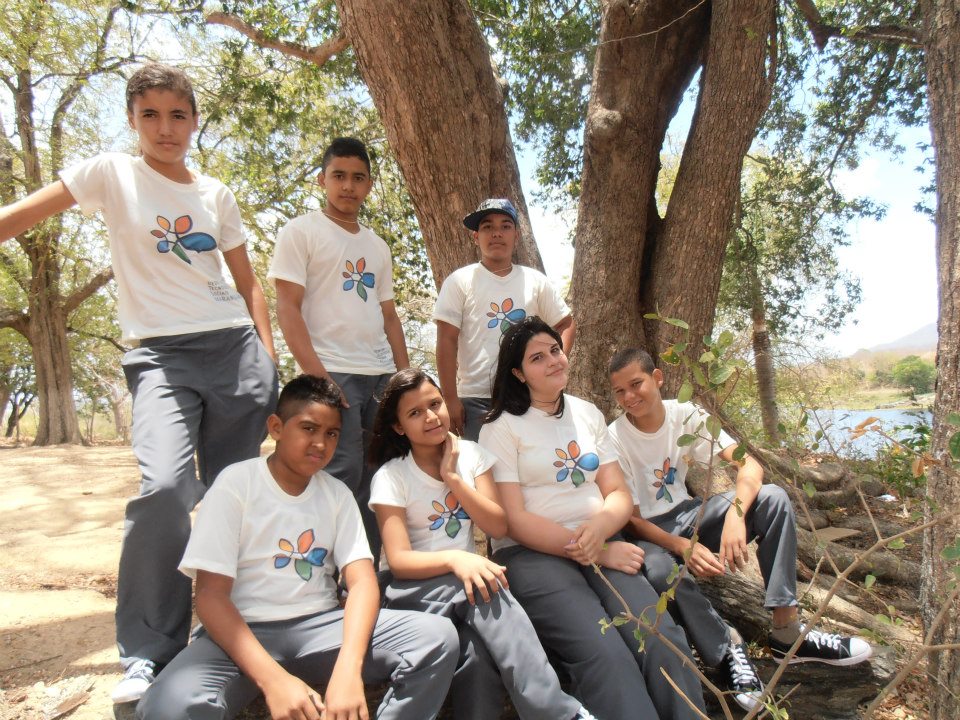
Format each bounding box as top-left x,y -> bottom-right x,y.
342,258 -> 376,301
151,214 -> 216,264
273,528 -> 329,581
485,298 -> 527,334
552,440 -> 601,487
427,492 -> 471,539
652,458 -> 677,503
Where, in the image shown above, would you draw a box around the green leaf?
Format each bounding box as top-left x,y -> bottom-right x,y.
643,312 -> 661,320
664,317 -> 689,329
709,365 -> 734,385
656,593 -> 668,615
706,416 -> 722,439
699,351 -> 716,363
777,422 -> 787,436
940,537 -> 960,561
864,574 -> 876,590
887,538 -> 906,550
799,412 -> 809,429
732,444 -> 747,461
172,243 -> 190,264
660,349 -> 680,366
717,330 -> 734,347
677,433 -> 696,447
691,364 -> 708,386
948,412 -> 960,426
803,481 -> 816,498
950,431 -> 960,460
666,563 -> 680,584
677,382 -> 693,404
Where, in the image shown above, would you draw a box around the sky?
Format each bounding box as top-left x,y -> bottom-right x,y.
519,124 -> 937,360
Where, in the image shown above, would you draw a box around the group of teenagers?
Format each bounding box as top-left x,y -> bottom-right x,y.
0,63 -> 873,720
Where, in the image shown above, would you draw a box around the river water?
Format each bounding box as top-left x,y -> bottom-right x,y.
807,408 -> 932,457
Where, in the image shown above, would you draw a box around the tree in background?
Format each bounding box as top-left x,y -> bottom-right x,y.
890,355 -> 935,396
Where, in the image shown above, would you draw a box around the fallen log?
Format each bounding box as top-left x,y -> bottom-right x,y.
796,527 -> 921,585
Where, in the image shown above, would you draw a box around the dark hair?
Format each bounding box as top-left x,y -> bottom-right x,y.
485,316 -> 565,424
276,374 -> 345,422
369,368 -> 441,466
608,347 -> 656,375
322,137 -> 371,173
126,64 -> 197,115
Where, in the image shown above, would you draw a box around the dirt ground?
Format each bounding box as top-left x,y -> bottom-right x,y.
0,442 -> 933,720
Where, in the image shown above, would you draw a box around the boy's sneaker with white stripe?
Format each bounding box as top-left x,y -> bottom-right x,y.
769,626 -> 872,666
111,659 -> 156,704
720,640 -> 765,712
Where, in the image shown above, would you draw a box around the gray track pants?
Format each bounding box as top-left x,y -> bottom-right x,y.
137,608 -> 459,720
460,397 -> 491,443
638,486 -> 798,667
385,573 -> 582,720
117,326 -> 278,668
493,545 -> 705,720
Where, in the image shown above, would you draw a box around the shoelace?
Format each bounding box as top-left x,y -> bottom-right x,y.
805,628 -> 843,652
727,644 -> 761,689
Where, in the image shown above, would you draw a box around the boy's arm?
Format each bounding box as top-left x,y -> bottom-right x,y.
0,180 -> 77,243
195,570 -> 322,720
555,315 -> 576,356
380,299 -> 409,370
716,443 -> 764,572
434,320 -> 464,436
626,508 -> 725,577
222,246 -> 275,360
325,558 -> 379,720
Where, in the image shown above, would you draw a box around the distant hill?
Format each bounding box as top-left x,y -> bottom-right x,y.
850,322 -> 937,360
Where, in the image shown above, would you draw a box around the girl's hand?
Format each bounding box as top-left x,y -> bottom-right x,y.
564,522 -> 604,565
450,551 -> 508,605
439,432 -> 461,484
262,669 -> 322,720
596,541 -> 645,574
685,541 -> 726,578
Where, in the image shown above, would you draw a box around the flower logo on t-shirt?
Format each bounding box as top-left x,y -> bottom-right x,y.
342,258 -> 376,301
553,440 -> 600,487
150,214 -> 216,264
273,528 -> 329,581
653,458 -> 677,503
428,491 -> 470,539
486,298 -> 526,335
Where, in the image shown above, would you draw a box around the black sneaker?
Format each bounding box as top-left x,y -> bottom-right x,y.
720,641 -> 764,712
769,625 -> 872,666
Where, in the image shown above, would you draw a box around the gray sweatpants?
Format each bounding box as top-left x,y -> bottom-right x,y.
460,397 -> 491,443
385,573 -> 582,720
638,486 -> 798,667
326,372 -> 392,563
117,326 -> 278,669
136,608 -> 459,720
493,545 -> 705,720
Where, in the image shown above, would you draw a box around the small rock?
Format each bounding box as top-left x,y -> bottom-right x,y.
807,462 -> 846,489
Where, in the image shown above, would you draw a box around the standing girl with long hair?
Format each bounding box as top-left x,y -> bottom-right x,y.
369,368 -> 596,720
478,316 -> 705,720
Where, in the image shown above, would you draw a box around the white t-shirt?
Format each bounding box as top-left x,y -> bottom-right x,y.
269,212 -> 396,374
608,400 -> 735,520
479,394 -> 617,552
368,441 -> 496,557
433,264 -> 570,398
179,457 -> 373,623
60,153 -> 253,342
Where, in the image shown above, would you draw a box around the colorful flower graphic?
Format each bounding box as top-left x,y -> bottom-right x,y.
653,458 -> 677,503
428,491 -> 470,539
273,528 -> 328,581
486,298 -> 526,334
553,440 -> 600,487
150,214 -> 216,264
342,258 -> 376,301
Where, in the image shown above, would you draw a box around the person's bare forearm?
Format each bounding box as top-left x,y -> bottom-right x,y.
382,302 -> 409,370
556,315 -> 576,356
275,289 -> 327,376
0,180 -> 77,243
626,512 -> 687,556
435,325 -> 460,400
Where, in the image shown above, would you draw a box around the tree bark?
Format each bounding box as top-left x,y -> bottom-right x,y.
334,0 -> 543,286
920,2 -> 960,717
751,289 -> 780,443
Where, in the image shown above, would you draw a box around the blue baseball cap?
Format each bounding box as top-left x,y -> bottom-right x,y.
462,198 -> 519,231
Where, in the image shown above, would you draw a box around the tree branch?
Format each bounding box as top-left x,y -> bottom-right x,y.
793,0 -> 922,50
65,326 -> 128,353
63,266 -> 113,315
205,12 -> 351,66
0,307 -> 28,335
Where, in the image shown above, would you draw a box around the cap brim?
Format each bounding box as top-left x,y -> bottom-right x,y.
462,209 -> 517,231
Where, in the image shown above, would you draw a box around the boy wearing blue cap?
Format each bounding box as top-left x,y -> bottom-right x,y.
433,199 -> 575,441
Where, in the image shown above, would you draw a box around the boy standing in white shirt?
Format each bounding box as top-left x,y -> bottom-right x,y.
270,138 -> 409,561
137,374 -> 458,720
433,198 -> 574,441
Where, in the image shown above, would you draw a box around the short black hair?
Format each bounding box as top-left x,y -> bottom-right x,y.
608,347 -> 656,375
126,63 -> 197,115
321,137 -> 371,173
276,374 -> 345,422
369,368 -> 440,467
486,316 -> 565,424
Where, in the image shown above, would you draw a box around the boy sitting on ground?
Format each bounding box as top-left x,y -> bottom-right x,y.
137,375 -> 458,720
607,348 -> 872,713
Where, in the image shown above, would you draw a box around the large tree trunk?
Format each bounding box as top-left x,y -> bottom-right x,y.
335,0 -> 542,286
920,2 -> 960,717
569,0 -> 776,411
